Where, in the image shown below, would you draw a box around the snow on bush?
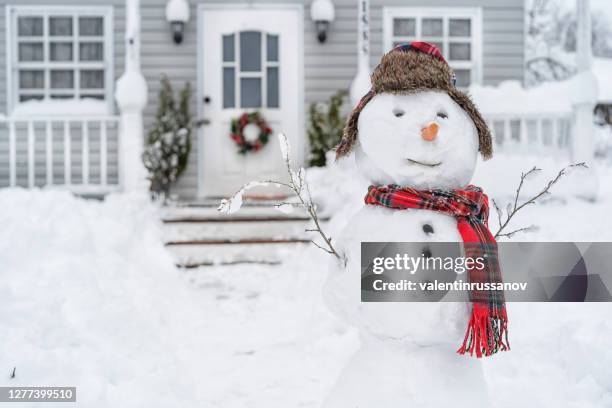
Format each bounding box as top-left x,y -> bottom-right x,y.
143,76 -> 192,195
0,189 -> 200,407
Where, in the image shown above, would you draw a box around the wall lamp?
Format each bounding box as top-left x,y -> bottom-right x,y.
166,0 -> 190,44
310,0 -> 335,43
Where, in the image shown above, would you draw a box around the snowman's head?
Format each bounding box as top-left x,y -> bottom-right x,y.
354,91 -> 478,189
337,42 -> 492,189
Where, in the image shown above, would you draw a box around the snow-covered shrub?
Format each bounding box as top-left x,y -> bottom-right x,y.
307,90 -> 348,167
143,76 -> 192,196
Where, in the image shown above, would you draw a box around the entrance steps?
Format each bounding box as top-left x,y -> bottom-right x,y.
161,198 -> 323,267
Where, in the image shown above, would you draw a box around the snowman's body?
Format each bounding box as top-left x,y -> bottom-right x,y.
322,91 -> 489,407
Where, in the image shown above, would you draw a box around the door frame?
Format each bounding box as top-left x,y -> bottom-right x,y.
196,3 -> 305,198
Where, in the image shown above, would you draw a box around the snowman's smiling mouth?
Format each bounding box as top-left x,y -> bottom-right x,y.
405,158 -> 442,167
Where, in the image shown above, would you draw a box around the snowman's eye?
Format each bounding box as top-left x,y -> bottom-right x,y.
436,111 -> 448,119
393,108 -> 405,118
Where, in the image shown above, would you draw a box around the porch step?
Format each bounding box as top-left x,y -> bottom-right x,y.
163,217 -> 313,242
166,241 -> 311,268
160,201 -> 309,221
161,200 -> 324,267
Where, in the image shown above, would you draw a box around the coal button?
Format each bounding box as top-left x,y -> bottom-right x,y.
422,223 -> 434,234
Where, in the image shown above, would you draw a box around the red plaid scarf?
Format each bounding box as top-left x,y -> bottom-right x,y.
365,184 -> 509,357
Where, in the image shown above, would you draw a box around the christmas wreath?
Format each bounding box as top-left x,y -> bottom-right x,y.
230,112 -> 272,154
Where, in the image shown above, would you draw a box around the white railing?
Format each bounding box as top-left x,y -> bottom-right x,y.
485,113 -> 573,158
0,116 -> 121,195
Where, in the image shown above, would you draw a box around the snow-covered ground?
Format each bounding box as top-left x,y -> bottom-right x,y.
1,153 -> 612,407
0,189 -> 353,407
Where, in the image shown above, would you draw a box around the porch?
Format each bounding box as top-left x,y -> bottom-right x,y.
0,109 -> 575,195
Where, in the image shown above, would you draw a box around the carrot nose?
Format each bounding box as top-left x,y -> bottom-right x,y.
421,122 -> 439,142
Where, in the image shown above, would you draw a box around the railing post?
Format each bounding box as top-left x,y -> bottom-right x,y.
81,121 -> 90,185
519,118 -> 528,149
46,121 -> 53,186
64,121 -> 71,185
350,0 -> 371,106
27,121 -> 35,188
8,121 -> 16,187
570,0 -> 598,200
115,0 -> 148,193
100,121 -> 108,186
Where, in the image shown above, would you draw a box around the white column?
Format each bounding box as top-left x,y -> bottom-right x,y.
115,0 -> 148,192
349,0 -> 371,106
570,0 -> 598,200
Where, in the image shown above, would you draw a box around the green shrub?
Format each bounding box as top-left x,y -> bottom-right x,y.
143,76 -> 192,195
307,89 -> 348,167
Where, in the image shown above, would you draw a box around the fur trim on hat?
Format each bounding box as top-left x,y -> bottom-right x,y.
335,89 -> 375,159
447,88 -> 492,159
336,47 -> 493,160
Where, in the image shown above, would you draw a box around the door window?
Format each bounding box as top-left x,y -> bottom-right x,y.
222,31 -> 279,109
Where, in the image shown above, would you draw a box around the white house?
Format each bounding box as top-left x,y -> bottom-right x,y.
0,0 -> 527,198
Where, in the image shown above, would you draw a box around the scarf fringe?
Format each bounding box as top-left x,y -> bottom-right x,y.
457,303 -> 510,358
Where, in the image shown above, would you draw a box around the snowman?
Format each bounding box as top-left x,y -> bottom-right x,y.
322,42 -> 509,408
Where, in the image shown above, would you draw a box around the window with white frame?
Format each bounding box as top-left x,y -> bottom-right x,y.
8,6 -> 113,109
383,7 -> 482,87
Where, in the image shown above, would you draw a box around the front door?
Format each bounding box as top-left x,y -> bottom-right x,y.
200,6 -> 303,197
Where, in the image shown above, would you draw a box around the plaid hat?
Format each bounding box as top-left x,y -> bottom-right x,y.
336,42 -> 492,160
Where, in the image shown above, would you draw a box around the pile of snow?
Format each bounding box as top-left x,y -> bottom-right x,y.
11,98 -> 110,117
0,189 -> 201,407
469,80 -> 573,115
470,57 -> 612,115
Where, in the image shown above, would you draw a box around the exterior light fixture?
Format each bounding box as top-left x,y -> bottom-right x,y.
165,0 -> 190,44
310,0 -> 335,43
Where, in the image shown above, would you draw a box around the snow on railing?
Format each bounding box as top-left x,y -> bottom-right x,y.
485,112 -> 573,157
0,116 -> 121,195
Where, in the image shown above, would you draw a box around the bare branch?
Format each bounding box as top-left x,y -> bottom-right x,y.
496,225 -> 538,239
494,162 -> 586,239
491,198 -> 503,232
310,239 -> 335,255
219,133 -> 345,262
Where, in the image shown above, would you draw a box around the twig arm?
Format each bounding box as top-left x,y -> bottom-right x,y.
493,162 -> 586,239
